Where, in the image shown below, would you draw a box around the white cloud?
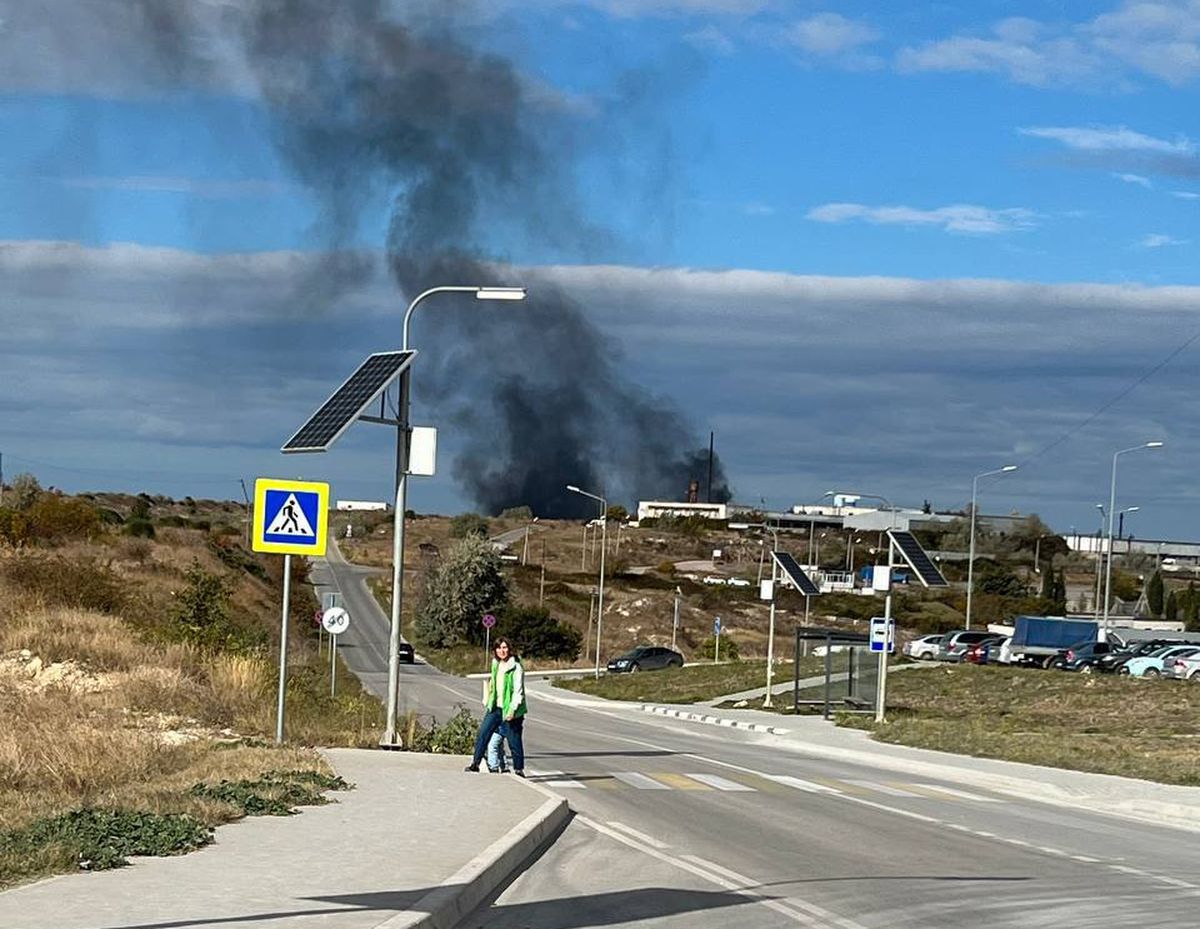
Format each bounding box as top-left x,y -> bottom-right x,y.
785,12 -> 879,55
683,25 -> 735,55
899,2 -> 1200,87
1172,190 -> 1200,199
1113,172 -> 1153,188
1020,126 -> 1194,154
1140,233 -> 1188,247
806,202 -> 1038,235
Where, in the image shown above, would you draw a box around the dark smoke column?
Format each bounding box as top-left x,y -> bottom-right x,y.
238,2 -> 733,515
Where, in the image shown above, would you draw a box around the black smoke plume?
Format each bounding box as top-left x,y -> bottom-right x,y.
140,1 -> 733,515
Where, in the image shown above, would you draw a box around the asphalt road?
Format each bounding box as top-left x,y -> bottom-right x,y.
314,542 -> 1200,928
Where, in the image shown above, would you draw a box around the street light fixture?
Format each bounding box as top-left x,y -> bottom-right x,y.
567,484 -> 607,678
383,284 -> 527,747
1103,442 -> 1163,629
965,465 -> 1018,631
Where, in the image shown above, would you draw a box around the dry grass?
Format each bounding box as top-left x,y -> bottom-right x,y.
839,663 -> 1200,785
555,657 -> 829,704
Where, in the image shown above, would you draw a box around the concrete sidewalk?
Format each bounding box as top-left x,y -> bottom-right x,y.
0,750 -> 569,929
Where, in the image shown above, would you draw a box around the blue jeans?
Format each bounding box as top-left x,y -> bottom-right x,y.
500,717 -> 525,772
471,708 -> 502,767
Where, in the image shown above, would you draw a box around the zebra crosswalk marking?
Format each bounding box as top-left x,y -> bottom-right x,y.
651,773 -> 712,791
528,769 -> 587,789
761,774 -> 843,794
910,783 -> 1003,803
686,772 -> 756,792
613,771 -> 671,790
844,779 -> 925,798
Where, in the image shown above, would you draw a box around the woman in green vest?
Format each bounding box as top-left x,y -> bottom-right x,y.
487,637 -> 527,777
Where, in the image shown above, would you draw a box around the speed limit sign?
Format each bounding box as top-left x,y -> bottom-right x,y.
321,607 -> 350,635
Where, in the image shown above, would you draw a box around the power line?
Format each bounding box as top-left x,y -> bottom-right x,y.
1014,329 -> 1200,472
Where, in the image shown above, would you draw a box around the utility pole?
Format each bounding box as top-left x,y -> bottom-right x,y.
239,478 -> 251,547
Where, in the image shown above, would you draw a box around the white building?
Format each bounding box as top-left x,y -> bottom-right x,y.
637,500 -> 729,521
336,500 -> 390,512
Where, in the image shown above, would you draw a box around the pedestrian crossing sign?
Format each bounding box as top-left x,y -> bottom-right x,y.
253,478 -> 329,556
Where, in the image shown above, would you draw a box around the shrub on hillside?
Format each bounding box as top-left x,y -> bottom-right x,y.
498,506 -> 533,520
8,473 -> 43,511
449,512 -> 489,539
124,518 -> 156,539
0,507 -> 31,546
498,605 -> 581,659
26,494 -> 101,542
0,554 -> 124,613
169,562 -> 266,652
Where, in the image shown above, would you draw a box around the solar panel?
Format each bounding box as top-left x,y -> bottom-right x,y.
282,351 -> 416,453
886,530 -> 949,588
772,551 -> 822,596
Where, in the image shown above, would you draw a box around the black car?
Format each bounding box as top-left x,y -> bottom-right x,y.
1054,639 -> 1116,672
398,641 -> 415,664
1094,639 -> 1172,674
607,646 -> 684,673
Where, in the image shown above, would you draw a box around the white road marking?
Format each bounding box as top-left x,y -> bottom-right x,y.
913,783 -> 1003,803
1070,855 -> 1101,863
762,774 -> 843,794
605,821 -> 670,849
577,816 -> 833,927
613,771 -> 670,790
844,780 -> 923,798
686,772 -> 756,791
527,769 -> 587,788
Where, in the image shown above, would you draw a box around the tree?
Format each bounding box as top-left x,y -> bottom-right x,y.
1166,590 -> 1178,623
499,605 -> 581,659
498,505 -> 533,520
449,512 -> 489,539
414,535 -> 509,648
606,504 -> 629,521
1147,570 -> 1164,617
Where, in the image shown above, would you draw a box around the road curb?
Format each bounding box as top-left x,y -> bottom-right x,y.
378,787 -> 570,929
638,703 -> 790,735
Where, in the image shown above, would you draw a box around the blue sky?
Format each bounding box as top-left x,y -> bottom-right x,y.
2,1 -> 1199,538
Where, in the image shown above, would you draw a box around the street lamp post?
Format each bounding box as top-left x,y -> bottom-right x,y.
731,521 -> 780,707
383,285 -> 526,747
965,465 -> 1018,631
1103,442 -> 1162,630
568,485 -> 607,678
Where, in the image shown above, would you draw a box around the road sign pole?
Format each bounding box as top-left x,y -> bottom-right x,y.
876,539 -> 894,723
384,368 -> 411,748
330,631 -> 337,697
276,554 -> 291,744
485,626 -> 491,670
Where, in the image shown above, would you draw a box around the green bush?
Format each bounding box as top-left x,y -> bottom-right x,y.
500,605 -> 581,659
124,518 -> 156,539
26,494 -> 101,542
158,515 -> 190,528
0,553 -> 124,613
408,707 -> 478,754
498,506 -> 533,520
189,770 -> 349,817
450,513 -> 490,539
0,507 -> 30,546
169,562 -> 265,652
0,809 -> 212,871
696,634 -> 740,661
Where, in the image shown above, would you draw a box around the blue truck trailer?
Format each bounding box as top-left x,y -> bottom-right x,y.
1008,616 -> 1099,668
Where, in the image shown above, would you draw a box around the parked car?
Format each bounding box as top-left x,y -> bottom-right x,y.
727,577 -> 752,587
1164,653 -> 1200,681
1121,644 -> 1200,678
702,575 -> 727,586
964,636 -> 1008,665
398,642 -> 415,664
1053,639 -> 1117,672
1094,639 -> 1173,674
938,630 -> 1004,662
607,646 -> 684,673
903,633 -> 944,661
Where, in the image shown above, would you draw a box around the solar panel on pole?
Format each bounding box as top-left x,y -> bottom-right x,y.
281,351 -> 416,453
886,529 -> 949,588
772,551 -> 822,596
